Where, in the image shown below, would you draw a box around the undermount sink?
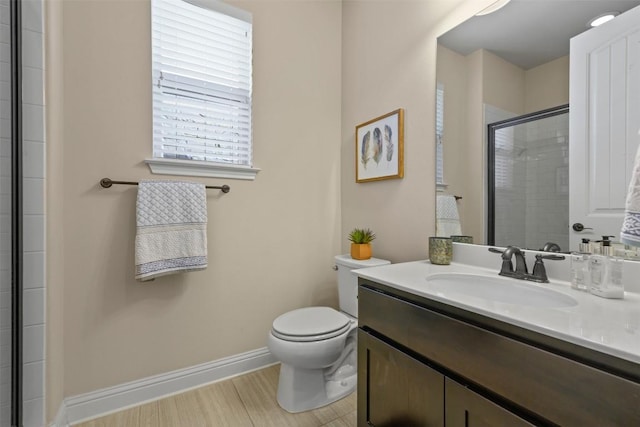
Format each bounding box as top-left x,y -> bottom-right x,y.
425,273 -> 578,308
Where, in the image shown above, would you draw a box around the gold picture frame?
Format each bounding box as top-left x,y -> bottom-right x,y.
355,109 -> 404,183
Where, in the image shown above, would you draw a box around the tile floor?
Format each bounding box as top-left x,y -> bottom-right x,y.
74,364 -> 356,427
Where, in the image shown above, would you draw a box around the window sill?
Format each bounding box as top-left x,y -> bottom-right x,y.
145,158 -> 261,181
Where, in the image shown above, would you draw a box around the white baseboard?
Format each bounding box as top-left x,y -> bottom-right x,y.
55,347 -> 276,426
50,402 -> 69,427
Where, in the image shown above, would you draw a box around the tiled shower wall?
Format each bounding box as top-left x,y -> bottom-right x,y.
522,114 -> 569,251
0,1 -> 46,426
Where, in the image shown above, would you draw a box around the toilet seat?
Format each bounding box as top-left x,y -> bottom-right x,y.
272,307 -> 351,342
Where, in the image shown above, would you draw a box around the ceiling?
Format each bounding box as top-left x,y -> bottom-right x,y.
438,0 -> 640,70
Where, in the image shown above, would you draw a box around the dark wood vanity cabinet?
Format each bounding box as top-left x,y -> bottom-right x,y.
358,329 -> 444,426
357,279 -> 640,426
444,378 -> 533,427
358,329 -> 532,427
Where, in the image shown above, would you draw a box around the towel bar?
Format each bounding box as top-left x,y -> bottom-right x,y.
99,178 -> 230,193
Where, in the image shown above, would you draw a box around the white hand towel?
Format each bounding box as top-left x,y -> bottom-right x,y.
436,194 -> 461,237
621,145 -> 640,247
135,180 -> 208,281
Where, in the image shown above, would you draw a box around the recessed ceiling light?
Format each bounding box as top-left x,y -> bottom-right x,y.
588,12 -> 620,27
476,0 -> 512,17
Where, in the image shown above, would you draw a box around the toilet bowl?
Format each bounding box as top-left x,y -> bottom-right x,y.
267,255 -> 390,413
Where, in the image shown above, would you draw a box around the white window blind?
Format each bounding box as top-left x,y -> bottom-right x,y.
436,83 -> 445,185
494,127 -> 514,189
151,0 -> 253,167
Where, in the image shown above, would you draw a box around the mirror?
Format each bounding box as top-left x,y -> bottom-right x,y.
435,0 -> 640,255
487,104 -> 569,250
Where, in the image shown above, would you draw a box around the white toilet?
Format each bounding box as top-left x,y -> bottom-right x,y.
267,254 -> 390,413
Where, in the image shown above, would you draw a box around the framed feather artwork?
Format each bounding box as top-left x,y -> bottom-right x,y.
355,109 -> 404,183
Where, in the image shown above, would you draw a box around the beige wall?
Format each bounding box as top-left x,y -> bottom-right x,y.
45,0 -> 65,420
45,0 -> 499,421
436,45 -> 467,205
464,49 -> 485,242
340,0 -> 477,263
435,44 -> 480,240
46,0 -> 342,409
482,49 -> 525,115
433,46 -> 488,243
525,55 -> 570,113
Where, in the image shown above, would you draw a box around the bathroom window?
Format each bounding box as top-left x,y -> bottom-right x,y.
493,126 -> 514,189
148,0 -> 259,180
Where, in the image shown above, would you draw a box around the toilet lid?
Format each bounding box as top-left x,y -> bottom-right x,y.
272,307 -> 351,342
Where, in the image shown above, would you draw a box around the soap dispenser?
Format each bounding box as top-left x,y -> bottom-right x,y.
571,238 -> 592,291
578,238 -> 592,254
570,252 -> 590,291
595,236 -> 616,256
589,236 -> 624,299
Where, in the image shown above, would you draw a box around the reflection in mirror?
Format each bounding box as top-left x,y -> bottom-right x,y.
488,105 -> 569,251
435,0 -> 640,255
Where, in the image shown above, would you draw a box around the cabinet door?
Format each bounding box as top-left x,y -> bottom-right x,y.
358,329 -> 444,427
445,378 -> 533,427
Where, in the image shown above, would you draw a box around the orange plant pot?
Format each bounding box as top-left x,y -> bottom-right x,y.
350,243 -> 372,260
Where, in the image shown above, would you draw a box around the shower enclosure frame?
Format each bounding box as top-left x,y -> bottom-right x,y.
487,104 -> 569,247
9,0 -> 24,425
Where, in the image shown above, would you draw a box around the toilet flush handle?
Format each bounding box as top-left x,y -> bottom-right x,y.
332,265 -> 338,271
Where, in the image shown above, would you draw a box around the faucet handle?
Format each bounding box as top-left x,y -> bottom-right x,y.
538,254 -> 565,261
528,254 -> 565,283
488,247 -> 515,275
489,246 -> 521,261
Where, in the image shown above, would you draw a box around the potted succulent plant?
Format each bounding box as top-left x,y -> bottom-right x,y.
348,228 -> 376,260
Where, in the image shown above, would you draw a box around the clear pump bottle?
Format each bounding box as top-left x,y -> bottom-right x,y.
589,236 -> 624,299
578,238 -> 592,254
570,253 -> 589,291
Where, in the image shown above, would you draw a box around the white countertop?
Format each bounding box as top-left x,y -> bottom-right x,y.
355,260 -> 640,365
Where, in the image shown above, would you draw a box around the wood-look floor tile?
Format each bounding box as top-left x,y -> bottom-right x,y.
70,364 -> 357,427
233,364 -> 339,427
138,401 -> 159,427
75,405 -> 140,427
319,409 -> 357,427
308,400 -> 343,425
320,417 -> 351,427
157,394 -> 183,427
194,379 -> 254,426
171,389 -> 211,427
339,410 -> 357,426
328,392 -> 357,419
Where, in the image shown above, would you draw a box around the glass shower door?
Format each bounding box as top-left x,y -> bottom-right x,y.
488,105 -> 570,252
1,0 -> 22,425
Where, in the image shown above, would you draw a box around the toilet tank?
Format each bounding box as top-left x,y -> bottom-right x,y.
334,255 -> 391,318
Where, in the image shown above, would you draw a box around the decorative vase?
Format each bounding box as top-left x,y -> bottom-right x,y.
429,237 -> 453,265
351,243 -> 372,260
